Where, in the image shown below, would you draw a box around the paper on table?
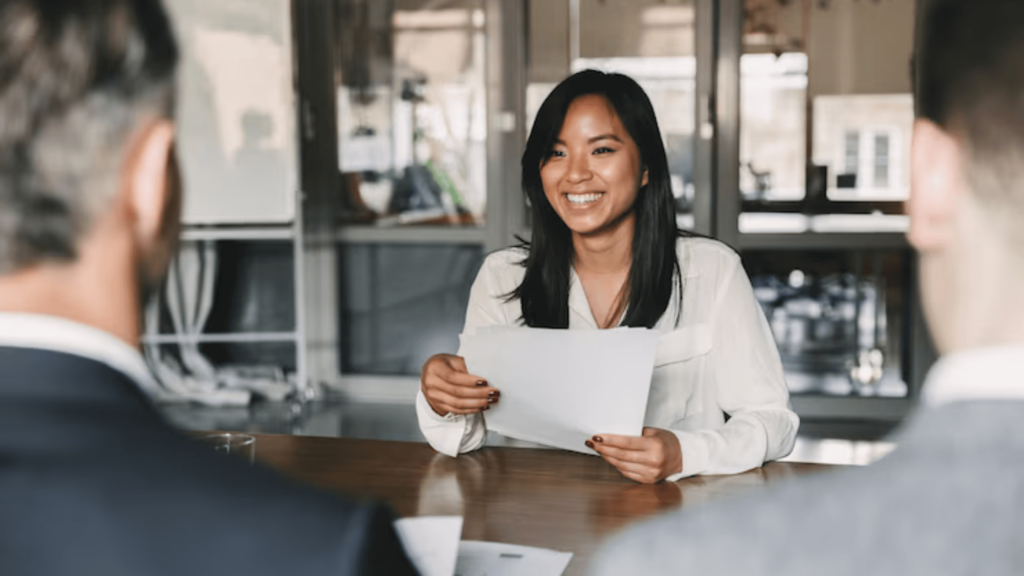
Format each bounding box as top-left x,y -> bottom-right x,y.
455,541 -> 573,576
394,516 -> 463,576
460,327 -> 659,454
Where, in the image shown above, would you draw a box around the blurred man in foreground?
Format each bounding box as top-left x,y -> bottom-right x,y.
0,1 -> 415,574
590,1 -> 1024,573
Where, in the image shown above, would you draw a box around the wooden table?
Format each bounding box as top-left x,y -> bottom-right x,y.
252,434 -> 833,575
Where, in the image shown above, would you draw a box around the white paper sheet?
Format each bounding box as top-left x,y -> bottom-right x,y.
460,327 -> 659,454
455,541 -> 573,576
394,516 -> 463,576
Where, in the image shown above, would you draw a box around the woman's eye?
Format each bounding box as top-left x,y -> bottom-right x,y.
548,149 -> 566,159
593,146 -> 615,155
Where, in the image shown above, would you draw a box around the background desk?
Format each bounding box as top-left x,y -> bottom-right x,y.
252,434 -> 834,575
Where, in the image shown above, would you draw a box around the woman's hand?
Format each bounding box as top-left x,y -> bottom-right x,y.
421,353 -> 500,417
586,427 -> 683,484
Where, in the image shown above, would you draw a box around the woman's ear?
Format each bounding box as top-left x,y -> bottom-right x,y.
641,167 -> 649,188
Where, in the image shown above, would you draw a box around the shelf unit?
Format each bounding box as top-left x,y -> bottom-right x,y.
145,218 -> 312,400
141,332 -> 299,344
737,232 -> 909,251
180,226 -> 296,242
151,0 -> 312,400
334,225 -> 488,245
790,396 -> 913,422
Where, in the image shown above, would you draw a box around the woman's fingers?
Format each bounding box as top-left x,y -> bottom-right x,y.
431,389 -> 491,412
591,441 -> 658,467
601,454 -> 658,484
593,433 -> 648,451
438,380 -> 494,400
429,355 -> 497,396
421,354 -> 500,415
443,387 -> 494,409
434,359 -> 486,388
588,431 -> 677,482
431,370 -> 499,404
447,355 -> 469,374
426,386 -> 496,415
601,453 -> 649,475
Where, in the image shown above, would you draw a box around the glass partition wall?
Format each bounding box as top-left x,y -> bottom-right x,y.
305,0 -> 934,421
335,0 -> 488,226
319,0 -> 504,383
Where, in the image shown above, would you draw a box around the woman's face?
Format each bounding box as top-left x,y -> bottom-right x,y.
540,94 -> 648,238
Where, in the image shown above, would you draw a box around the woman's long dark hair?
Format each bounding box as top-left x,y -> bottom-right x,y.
512,69 -> 689,329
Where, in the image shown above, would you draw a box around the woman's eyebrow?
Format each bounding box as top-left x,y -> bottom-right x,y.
551,134 -> 623,146
587,134 -> 623,144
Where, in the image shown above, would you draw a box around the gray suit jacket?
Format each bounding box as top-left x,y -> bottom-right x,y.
589,401 -> 1024,575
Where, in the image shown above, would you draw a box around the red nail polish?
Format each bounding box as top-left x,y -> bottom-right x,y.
585,440 -> 594,449
476,380 -> 486,387
488,397 -> 498,403
483,405 -> 490,411
489,390 -> 500,397
593,436 -> 604,443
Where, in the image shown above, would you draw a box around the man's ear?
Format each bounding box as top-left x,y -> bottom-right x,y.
125,120 -> 176,250
907,118 -> 965,252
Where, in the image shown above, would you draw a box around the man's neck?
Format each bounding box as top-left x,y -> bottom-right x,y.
948,273 -> 1024,353
0,231 -> 141,349
944,227 -> 1024,353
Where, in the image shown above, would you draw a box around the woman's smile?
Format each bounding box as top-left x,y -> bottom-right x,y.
564,191 -> 605,206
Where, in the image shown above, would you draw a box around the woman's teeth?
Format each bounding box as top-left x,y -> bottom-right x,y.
566,193 -> 602,205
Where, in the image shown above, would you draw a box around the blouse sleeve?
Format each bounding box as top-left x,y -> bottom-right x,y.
666,256 -> 799,479
416,253 -> 511,457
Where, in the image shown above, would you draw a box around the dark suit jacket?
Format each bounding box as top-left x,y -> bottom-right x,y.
0,347 -> 418,576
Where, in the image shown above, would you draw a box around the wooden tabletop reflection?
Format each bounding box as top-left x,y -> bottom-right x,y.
251,434 -> 833,575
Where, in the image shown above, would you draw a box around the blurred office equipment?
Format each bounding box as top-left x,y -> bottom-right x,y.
749,252 -> 902,398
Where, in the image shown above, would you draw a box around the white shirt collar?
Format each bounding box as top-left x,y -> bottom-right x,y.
921,343 -> 1024,407
567,267 -> 598,329
0,312 -> 157,393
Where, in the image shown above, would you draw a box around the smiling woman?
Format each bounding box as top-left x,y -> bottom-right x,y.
539,94 -> 648,328
517,71 -> 682,331
417,70 -> 800,484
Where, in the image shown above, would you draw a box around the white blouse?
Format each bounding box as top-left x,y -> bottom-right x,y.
416,237 -> 799,480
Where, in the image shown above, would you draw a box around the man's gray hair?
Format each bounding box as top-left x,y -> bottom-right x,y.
0,0 -> 178,273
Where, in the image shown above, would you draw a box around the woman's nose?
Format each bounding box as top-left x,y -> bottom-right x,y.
565,154 -> 592,184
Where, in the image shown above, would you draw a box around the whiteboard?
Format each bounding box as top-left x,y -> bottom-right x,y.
166,0 -> 297,224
